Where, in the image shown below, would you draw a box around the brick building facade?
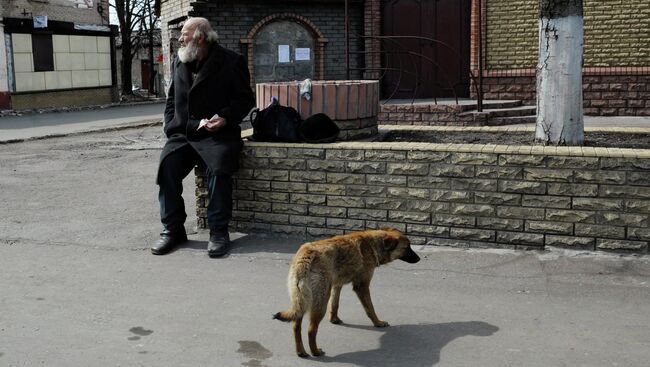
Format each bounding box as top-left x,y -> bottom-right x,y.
156,0 -> 650,116
481,0 -> 650,116
1,0 -> 117,110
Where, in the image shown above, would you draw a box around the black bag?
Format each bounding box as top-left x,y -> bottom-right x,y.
250,103 -> 302,142
300,113 -> 340,143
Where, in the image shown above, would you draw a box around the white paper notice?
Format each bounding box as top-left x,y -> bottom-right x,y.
278,45 -> 290,63
295,48 -> 311,61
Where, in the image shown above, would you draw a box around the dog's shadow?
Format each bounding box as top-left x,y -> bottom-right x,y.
320,321 -> 499,367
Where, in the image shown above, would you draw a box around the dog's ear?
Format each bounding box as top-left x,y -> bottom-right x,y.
383,236 -> 398,252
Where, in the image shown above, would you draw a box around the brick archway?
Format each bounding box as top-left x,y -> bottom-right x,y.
240,13 -> 328,83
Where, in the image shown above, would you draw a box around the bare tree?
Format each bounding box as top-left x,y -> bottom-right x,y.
110,0 -> 158,96
535,0 -> 584,146
143,0 -> 157,94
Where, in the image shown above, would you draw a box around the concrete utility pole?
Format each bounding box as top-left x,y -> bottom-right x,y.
535,0 -> 584,145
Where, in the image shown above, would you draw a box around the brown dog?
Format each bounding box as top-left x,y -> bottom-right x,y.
273,228 -> 420,357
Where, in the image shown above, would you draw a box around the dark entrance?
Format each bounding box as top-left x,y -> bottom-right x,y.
381,0 -> 471,99
141,60 -> 151,92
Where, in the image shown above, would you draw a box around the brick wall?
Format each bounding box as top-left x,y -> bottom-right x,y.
190,1 -> 364,81
485,0 -> 537,70
196,137 -> 650,254
485,0 -> 650,69
475,73 -> 650,116
477,0 -> 650,115
378,104 -> 483,126
158,0 -> 194,91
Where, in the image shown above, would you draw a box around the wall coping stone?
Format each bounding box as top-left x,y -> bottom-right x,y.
242,127 -> 650,158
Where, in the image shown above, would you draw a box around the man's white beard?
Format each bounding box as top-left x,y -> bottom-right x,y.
178,40 -> 199,63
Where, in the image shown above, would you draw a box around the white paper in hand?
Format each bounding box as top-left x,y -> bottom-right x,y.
197,114 -> 219,130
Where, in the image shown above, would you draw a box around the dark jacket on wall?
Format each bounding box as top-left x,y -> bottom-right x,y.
158,43 -> 255,182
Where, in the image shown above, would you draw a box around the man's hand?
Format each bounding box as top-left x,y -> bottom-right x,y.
198,114 -> 226,132
204,116 -> 226,132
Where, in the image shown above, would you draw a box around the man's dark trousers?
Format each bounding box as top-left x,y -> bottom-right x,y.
158,144 -> 233,233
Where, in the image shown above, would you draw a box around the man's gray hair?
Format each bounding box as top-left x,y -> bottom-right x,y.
193,22 -> 218,43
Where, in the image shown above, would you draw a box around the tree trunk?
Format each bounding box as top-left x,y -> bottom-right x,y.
146,1 -> 155,94
535,0 -> 584,145
120,42 -> 133,96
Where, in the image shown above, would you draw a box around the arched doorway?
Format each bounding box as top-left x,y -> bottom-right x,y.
242,14 -> 328,85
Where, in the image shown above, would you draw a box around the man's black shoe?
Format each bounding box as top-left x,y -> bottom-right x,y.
208,231 -> 230,258
151,229 -> 187,255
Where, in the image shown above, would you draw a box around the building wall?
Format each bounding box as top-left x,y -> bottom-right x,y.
159,0 -> 364,90
5,0 -> 109,24
158,0 -> 194,93
192,1 -> 364,81
485,0 -> 650,69
0,23 -> 10,108
477,0 -> 650,115
11,87 -> 113,110
155,0 -> 650,116
2,0 -> 114,109
11,33 -> 112,92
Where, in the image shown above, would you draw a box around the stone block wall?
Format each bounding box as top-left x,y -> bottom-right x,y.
196,137 -> 650,254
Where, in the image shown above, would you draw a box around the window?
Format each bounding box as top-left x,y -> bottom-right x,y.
32,33 -> 54,72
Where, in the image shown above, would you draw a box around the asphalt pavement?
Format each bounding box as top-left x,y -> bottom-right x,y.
0,105 -> 649,366
0,102 -> 165,143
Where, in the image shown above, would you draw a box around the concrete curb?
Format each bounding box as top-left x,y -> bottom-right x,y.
0,99 -> 165,118
0,119 -> 162,145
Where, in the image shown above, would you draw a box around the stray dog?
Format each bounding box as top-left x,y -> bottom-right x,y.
273,228 -> 420,357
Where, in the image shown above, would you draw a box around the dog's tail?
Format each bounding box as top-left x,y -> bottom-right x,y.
272,310 -> 297,322
273,246 -> 318,322
273,276 -> 309,322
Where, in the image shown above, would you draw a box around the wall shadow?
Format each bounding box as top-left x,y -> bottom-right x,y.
320,321 -> 499,367
229,234 -> 304,255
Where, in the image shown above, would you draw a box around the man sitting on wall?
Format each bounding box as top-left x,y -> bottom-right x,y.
152,17 -> 255,257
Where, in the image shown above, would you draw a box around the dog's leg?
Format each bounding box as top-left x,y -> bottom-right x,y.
329,285 -> 343,324
308,310 -> 326,356
352,280 -> 389,327
293,317 -> 309,358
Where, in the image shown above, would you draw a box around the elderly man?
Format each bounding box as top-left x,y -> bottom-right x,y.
152,17 -> 255,257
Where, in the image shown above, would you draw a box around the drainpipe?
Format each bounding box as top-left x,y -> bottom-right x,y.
477,0 -> 484,112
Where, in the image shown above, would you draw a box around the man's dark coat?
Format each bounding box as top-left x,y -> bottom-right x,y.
158,43 -> 255,181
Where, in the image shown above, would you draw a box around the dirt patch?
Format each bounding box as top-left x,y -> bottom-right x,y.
380,130 -> 650,149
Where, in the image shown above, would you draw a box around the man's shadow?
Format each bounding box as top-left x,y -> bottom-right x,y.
172,234 -> 303,255
320,321 -> 499,367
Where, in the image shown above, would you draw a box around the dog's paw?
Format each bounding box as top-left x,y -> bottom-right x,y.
297,351 -> 310,358
374,320 -> 390,327
311,348 -> 325,357
330,316 -> 343,324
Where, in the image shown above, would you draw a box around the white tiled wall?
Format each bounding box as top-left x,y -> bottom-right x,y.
11,33 -> 112,92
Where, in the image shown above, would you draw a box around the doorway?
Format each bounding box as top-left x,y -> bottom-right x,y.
381,0 -> 471,99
